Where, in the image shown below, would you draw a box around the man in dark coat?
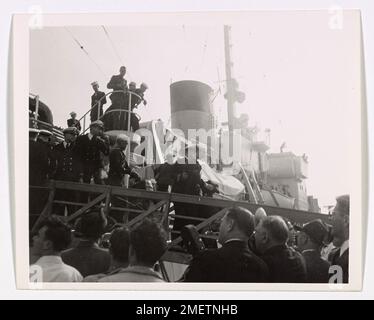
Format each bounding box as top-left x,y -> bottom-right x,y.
51,127 -> 82,181
154,154 -> 179,192
50,127 -> 82,215
107,66 -> 127,108
183,206 -> 269,282
75,120 -> 109,185
67,111 -> 81,132
135,83 -> 147,104
108,134 -> 140,222
62,211 -> 111,277
329,195 -> 350,283
254,216 -> 307,283
172,163 -> 204,233
329,247 -> 349,284
296,219 -> 331,283
104,66 -> 128,131
154,163 -> 177,192
108,134 -> 139,186
90,81 -> 107,122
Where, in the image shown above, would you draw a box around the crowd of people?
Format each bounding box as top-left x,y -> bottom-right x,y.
29,194 -> 350,284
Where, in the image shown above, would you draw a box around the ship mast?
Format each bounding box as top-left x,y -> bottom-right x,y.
224,25 -> 236,132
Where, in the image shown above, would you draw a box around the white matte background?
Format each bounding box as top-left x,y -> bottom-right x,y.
0,0 -> 373,300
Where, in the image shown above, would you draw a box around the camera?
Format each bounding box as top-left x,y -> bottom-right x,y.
180,225 -> 205,256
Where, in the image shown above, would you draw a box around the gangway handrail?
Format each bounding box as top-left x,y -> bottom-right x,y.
101,108 -> 139,117
78,90 -> 145,133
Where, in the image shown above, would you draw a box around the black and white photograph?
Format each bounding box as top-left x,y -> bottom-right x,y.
9,10 -> 365,291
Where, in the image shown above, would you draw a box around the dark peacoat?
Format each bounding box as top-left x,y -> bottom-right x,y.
260,244 -> 307,283
302,249 -> 331,283
183,240 -> 269,282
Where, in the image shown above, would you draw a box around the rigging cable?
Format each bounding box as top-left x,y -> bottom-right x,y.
101,26 -> 125,66
210,66 -> 222,104
101,25 -> 134,80
64,27 -> 107,78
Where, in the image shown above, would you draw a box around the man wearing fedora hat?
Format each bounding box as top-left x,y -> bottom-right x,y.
296,219 -> 331,283
76,120 -> 109,185
90,81 -> 107,122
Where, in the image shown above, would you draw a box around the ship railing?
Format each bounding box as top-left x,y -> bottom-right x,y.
29,180 -> 329,267
78,90 -> 145,134
29,117 -> 65,140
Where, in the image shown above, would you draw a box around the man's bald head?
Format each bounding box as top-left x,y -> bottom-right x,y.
254,216 -> 289,254
261,216 -> 289,243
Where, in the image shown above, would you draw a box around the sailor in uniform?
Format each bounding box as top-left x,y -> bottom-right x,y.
90,81 -> 107,122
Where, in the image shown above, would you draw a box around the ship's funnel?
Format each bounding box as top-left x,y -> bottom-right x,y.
170,80 -> 215,136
